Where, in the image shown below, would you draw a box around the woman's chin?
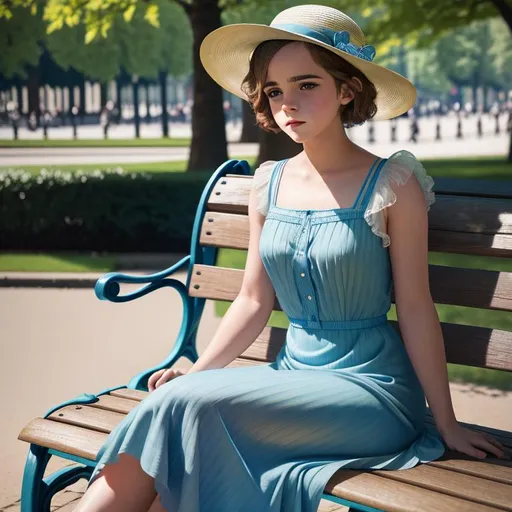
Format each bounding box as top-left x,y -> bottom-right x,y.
285,130 -> 308,144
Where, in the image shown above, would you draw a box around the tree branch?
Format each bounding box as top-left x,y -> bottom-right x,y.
174,0 -> 191,15
489,0 -> 512,33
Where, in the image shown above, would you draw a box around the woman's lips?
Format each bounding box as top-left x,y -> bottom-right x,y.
287,120 -> 305,128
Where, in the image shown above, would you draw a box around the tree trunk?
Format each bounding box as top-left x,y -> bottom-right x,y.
79,76 -> 86,119
509,132 -> 512,163
257,130 -> 302,167
239,101 -> 259,142
160,70 -> 169,138
116,79 -> 123,122
16,84 -> 24,113
471,82 -> 478,113
133,79 -> 141,138
145,83 -> 151,123
187,0 -> 228,172
100,82 -> 108,110
66,86 -> 73,115
27,66 -> 41,125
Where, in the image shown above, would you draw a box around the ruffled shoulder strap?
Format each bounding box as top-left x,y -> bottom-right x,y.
364,150 -> 435,247
252,160 -> 277,216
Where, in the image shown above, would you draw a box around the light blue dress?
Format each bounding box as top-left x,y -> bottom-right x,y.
89,150 -> 446,512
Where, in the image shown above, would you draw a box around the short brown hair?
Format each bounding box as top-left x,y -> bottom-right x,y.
241,40 -> 377,132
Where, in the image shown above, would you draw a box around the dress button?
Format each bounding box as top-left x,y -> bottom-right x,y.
311,315 -> 316,321
307,295 -> 312,300
300,272 -> 305,277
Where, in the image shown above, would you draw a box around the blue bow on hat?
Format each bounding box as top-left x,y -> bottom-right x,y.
272,24 -> 376,62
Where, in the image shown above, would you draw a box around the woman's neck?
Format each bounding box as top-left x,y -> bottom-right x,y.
300,118 -> 365,175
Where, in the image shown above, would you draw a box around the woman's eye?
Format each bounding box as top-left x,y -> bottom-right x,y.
266,89 -> 281,98
300,82 -> 318,90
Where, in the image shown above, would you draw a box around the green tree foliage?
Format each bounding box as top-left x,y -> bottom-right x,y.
354,0 -> 510,47
1,0 -> 191,82
0,6 -> 45,78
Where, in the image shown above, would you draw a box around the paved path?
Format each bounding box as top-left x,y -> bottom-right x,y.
2,278 -> 511,511
1,116 -> 509,167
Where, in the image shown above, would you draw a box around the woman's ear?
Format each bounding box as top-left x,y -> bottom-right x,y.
339,82 -> 355,106
351,77 -> 363,92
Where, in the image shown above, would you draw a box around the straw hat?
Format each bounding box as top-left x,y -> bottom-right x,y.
200,4 -> 416,120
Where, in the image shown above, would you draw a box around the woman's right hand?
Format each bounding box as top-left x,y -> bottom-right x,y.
148,367 -> 187,392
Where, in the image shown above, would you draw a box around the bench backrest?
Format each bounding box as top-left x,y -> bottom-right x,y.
187,160 -> 512,373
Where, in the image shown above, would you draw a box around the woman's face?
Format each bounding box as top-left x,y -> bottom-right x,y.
263,42 -> 354,143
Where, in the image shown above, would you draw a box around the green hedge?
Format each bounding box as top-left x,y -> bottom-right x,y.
0,168 -> 213,252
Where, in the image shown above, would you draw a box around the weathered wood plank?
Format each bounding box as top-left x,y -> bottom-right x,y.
189,264 -> 512,313
48,405 -> 126,434
110,388 -> 148,402
325,469 -> 503,512
239,322 -> 512,372
199,211 -> 512,258
427,451 -> 512,485
433,178 -> 512,199
373,463 -> 512,511
18,418 -> 106,461
88,395 -> 140,415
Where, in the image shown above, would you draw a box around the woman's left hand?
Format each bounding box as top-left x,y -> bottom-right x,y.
440,422 -> 510,460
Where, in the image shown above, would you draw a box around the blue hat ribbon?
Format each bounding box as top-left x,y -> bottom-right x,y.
272,24 -> 376,62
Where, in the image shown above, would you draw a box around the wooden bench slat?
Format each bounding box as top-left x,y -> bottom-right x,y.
110,388 -> 148,402
433,178 -> 512,199
190,265 -> 512,371
48,405 -> 126,434
18,418 -> 106,461
199,211 -> 512,258
428,451 -> 512,485
207,176 -> 512,233
325,469 -> 503,512
425,265 -> 512,311
373,463 -> 512,511
240,322 -> 512,372
227,358 -> 267,368
428,231 -> 512,257
89,395 -> 140,414
190,264 -> 512,312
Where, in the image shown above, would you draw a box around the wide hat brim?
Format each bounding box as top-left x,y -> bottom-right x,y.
200,24 -> 416,121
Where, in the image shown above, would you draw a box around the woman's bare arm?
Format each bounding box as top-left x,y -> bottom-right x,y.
386,176 -> 507,459
386,175 -> 458,433
187,178 -> 276,374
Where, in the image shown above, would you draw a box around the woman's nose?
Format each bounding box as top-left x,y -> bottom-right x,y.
282,101 -> 298,112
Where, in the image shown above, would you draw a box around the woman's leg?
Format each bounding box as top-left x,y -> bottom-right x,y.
147,495 -> 168,512
74,454 -> 157,512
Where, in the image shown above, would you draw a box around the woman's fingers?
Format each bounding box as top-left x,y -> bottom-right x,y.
148,369 -> 167,392
484,435 -> 508,458
473,433 -> 506,459
149,368 -> 188,392
154,368 -> 185,389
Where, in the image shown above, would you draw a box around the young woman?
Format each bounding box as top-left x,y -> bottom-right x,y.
76,5 -> 508,512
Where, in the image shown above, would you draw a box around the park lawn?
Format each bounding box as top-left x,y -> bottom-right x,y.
0,155 -> 510,178
0,157 -> 257,175
0,252 -> 116,272
0,137 -> 191,148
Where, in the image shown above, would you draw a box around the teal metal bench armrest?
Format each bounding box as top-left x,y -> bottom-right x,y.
92,254 -> 196,390
94,255 -> 191,303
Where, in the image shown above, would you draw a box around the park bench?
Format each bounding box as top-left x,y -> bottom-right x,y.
18,159 -> 512,511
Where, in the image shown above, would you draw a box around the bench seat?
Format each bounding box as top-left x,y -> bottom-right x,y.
19,376 -> 512,512
17,160 -> 512,511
